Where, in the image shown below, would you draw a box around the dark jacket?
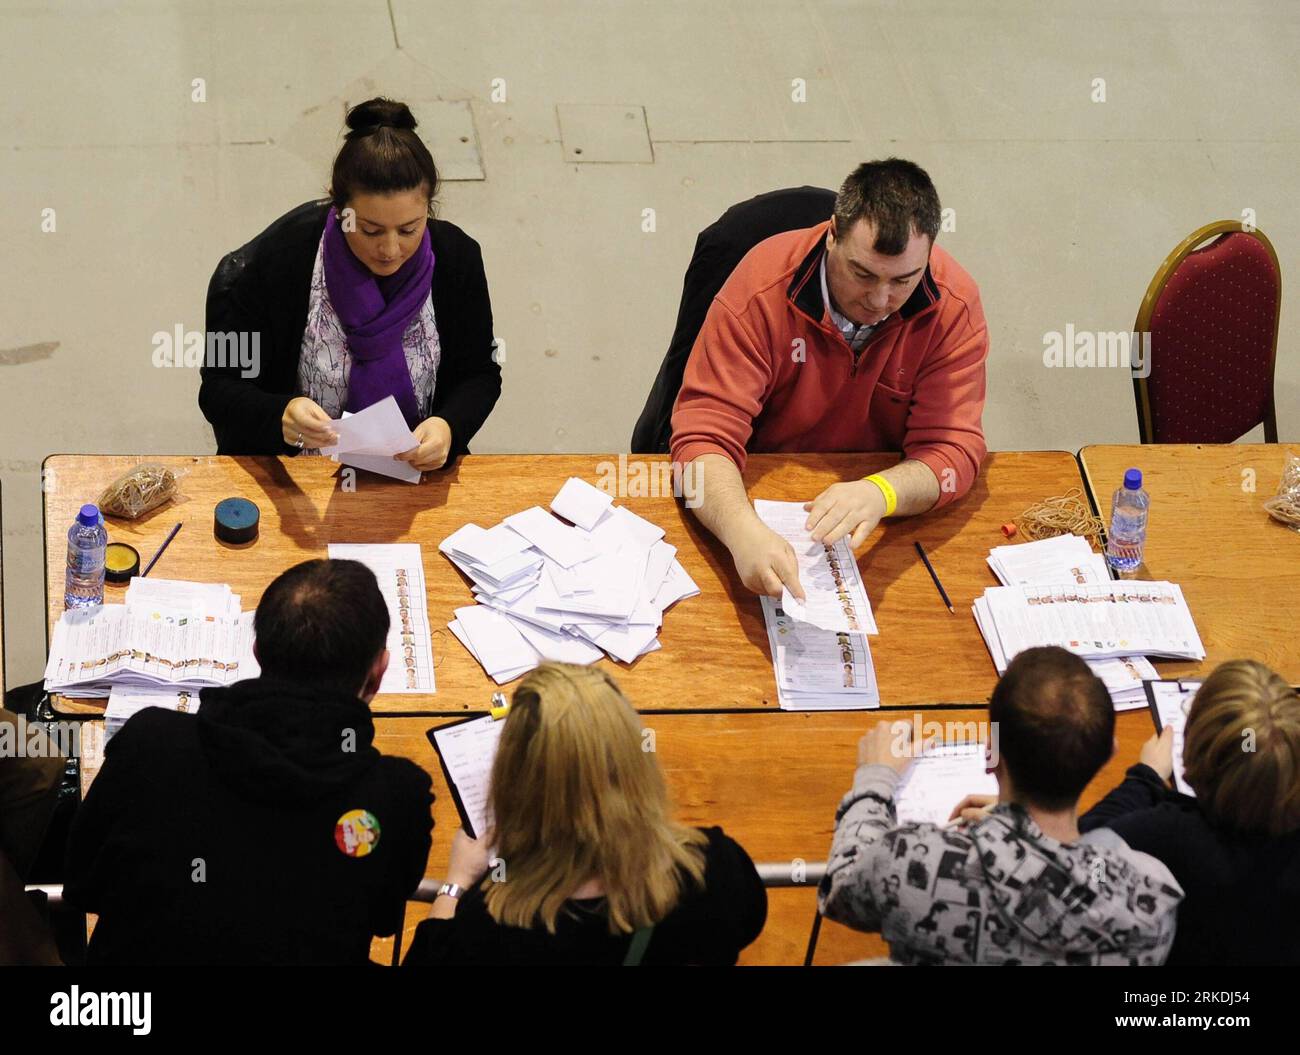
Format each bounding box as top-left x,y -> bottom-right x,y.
1081,763 -> 1300,965
200,201 -> 501,458
64,677 -> 433,965
403,826 -> 766,965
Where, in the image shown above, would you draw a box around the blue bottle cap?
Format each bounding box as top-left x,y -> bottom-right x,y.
1123,468 -> 1142,490
77,503 -> 100,527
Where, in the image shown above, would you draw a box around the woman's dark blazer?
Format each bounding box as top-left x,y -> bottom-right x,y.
200,201 -> 501,459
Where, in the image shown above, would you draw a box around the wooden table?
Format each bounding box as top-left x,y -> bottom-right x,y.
43,452 -> 1087,714
364,708 -> 1156,966
1080,444 -> 1300,684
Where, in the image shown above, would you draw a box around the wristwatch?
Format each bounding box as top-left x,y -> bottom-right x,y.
437,882 -> 464,901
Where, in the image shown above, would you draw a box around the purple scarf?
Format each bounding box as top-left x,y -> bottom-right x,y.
322,207 -> 434,428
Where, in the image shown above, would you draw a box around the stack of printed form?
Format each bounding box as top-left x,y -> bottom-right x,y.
440,477 -> 700,683
754,499 -> 880,711
44,578 -> 258,698
975,535 -> 1204,706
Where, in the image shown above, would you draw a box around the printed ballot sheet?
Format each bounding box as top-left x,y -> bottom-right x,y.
894,741 -> 999,826
1145,680 -> 1202,797
328,543 -> 435,694
428,715 -> 506,838
974,580 -> 1204,671
753,499 -> 877,635
760,596 -> 879,710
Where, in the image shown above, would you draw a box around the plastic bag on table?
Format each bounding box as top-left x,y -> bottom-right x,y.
97,463 -> 186,520
1263,454 -> 1300,531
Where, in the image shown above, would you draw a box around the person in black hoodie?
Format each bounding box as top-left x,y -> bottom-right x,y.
404,663 -> 766,966
64,559 -> 434,965
199,96 -> 501,469
1080,659 -> 1300,965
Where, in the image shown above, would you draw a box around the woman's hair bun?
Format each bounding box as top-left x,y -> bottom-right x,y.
345,97 -> 418,135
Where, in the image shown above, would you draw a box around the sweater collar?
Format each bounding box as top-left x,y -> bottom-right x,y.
788,226 -> 941,328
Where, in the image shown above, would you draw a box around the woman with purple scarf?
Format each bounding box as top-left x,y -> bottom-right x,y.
200,98 -> 501,471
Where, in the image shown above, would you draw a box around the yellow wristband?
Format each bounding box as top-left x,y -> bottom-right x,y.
864,474 -> 898,517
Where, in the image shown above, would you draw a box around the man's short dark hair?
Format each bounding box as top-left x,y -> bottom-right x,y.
254,559 -> 389,694
833,158 -> 942,254
989,646 -> 1114,811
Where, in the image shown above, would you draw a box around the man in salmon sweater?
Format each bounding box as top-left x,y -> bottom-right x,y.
670,159 -> 988,599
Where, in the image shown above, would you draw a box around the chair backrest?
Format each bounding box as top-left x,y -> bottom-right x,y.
1133,221 -> 1281,443
630,186 -> 836,453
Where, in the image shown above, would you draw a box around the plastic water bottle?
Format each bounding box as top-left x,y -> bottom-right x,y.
65,503 -> 108,609
1106,468 -> 1149,572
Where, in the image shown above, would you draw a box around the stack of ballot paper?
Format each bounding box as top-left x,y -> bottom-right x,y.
753,499 -> 880,710
44,578 -> 258,698
973,579 -> 1205,672
439,477 -> 700,683
105,685 -> 202,744
982,534 -> 1162,708
320,395 -> 421,483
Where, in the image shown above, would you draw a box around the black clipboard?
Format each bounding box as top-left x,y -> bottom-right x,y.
426,714 -> 500,839
1142,678 -> 1201,734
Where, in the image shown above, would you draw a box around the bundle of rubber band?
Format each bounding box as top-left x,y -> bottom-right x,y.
1263,454 -> 1300,531
1015,488 -> 1105,548
97,463 -> 184,520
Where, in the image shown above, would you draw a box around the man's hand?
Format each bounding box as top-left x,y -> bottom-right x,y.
1139,726 -> 1176,782
730,520 -> 804,600
804,479 -> 887,547
857,720 -> 916,776
948,794 -> 998,824
282,396 -> 338,449
395,416 -> 453,472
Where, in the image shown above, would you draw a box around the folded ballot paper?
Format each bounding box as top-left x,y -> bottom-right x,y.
752,500 -> 880,711
320,396 -> 421,483
440,477 -> 698,683
979,534 -> 1172,709
44,578 -> 258,698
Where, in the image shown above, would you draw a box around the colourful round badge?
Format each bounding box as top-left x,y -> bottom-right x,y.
334,809 -> 381,858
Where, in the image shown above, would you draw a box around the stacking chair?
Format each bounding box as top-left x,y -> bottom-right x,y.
1133,220 -> 1281,443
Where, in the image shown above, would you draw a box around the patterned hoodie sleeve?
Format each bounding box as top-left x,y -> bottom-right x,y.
818,764 -> 903,931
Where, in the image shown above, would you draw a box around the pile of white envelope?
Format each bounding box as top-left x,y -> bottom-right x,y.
440,477 -> 700,683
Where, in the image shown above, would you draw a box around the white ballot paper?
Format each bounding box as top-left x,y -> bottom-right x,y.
429,715 -> 506,838
894,741 -> 999,826
760,596 -> 879,710
320,397 -> 421,483
982,534 -> 1160,711
328,543 -> 435,693
440,479 -> 699,682
753,499 -> 877,635
1144,680 -> 1201,797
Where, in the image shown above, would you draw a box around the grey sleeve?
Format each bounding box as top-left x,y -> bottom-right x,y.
817,764 -> 901,932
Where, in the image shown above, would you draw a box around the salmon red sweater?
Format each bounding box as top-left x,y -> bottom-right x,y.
669,222 -> 988,506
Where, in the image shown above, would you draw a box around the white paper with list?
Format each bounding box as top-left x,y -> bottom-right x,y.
753,499 -> 877,635
429,715 -> 505,838
894,741 -> 999,826
327,543 -> 435,693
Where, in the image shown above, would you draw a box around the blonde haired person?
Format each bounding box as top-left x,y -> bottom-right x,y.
404,663 -> 766,965
1081,659 -> 1300,964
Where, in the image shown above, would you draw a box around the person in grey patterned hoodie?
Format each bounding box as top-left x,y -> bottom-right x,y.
819,647 -> 1184,965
